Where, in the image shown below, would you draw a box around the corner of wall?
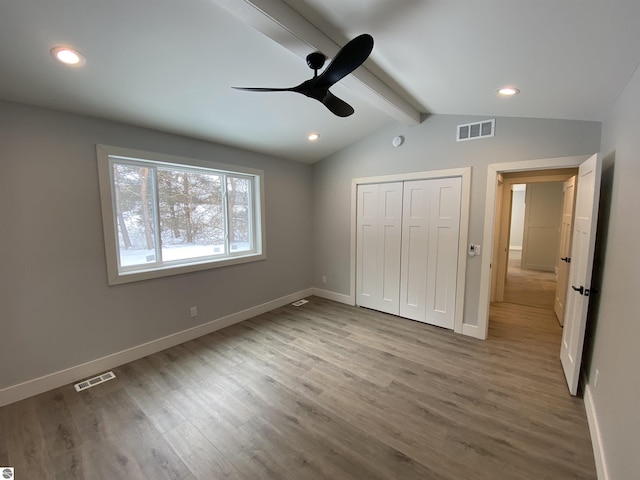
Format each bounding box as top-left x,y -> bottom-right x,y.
311,288 -> 354,306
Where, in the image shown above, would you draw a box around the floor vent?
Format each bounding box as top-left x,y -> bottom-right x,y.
74,371 -> 116,392
292,299 -> 309,307
457,119 -> 495,142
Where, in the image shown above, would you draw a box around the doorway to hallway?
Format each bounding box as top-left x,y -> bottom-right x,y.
479,154 -> 602,396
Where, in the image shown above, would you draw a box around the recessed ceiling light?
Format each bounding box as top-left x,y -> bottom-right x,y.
497,87 -> 520,96
51,46 -> 85,66
308,133 -> 320,141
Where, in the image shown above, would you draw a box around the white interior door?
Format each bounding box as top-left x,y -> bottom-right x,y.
400,177 -> 461,329
554,176 -> 576,325
356,182 -> 403,315
560,154 -> 601,395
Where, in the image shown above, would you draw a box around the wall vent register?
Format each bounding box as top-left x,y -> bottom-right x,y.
74,371 -> 116,392
457,119 -> 495,142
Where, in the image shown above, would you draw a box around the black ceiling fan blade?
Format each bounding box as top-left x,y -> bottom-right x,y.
232,34 -> 372,117
322,91 -> 354,117
315,34 -> 373,89
232,86 -> 294,92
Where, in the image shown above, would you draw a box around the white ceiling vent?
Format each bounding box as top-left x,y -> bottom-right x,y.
457,119 -> 495,142
74,371 -> 116,392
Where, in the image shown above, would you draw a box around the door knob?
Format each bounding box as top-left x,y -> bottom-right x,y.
561,257 -> 571,263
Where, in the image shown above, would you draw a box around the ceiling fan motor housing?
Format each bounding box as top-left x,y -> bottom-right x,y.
306,52 -> 326,72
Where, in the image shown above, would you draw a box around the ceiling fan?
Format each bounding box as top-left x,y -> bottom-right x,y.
233,34 -> 374,117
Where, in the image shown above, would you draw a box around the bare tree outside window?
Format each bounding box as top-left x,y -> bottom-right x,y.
110,160 -> 258,271
157,169 -> 225,261
112,164 -> 156,267
227,176 -> 251,252
97,145 -> 264,284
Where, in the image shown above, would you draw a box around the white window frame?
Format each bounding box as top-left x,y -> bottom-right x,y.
97,145 -> 266,285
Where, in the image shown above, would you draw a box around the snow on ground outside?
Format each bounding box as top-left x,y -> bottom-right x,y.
120,242 -> 250,267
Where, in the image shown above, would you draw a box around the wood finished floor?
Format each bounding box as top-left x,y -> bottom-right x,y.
0,297 -> 596,480
503,251 -> 557,310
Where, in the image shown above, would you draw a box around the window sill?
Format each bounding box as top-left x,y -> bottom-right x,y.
107,252 -> 266,285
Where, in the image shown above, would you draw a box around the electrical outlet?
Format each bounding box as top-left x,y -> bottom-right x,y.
594,369 -> 600,388
190,306 -> 198,318
322,275 -> 327,284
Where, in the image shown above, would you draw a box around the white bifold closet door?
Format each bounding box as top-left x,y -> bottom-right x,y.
356,182 -> 403,315
399,178 -> 461,329
356,177 -> 462,329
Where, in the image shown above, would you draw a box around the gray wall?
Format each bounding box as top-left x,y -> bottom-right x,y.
312,114 -> 601,326
521,182 -> 563,271
585,61 -> 640,478
0,101 -> 313,390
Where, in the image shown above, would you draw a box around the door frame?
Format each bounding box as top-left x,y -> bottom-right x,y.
493,172 -> 576,302
477,155 -> 592,340
350,167 -> 472,334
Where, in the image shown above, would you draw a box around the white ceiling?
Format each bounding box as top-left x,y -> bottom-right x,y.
1,0 -> 639,163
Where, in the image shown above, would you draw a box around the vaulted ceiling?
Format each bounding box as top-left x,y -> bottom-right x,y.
2,0 -> 639,163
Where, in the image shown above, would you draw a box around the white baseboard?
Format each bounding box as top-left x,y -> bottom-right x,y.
311,288 -> 354,305
312,289 -> 483,340
0,288 -> 313,407
462,323 -> 483,339
584,383 -> 609,480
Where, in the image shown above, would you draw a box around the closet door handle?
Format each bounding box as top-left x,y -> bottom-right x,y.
561,257 -> 571,263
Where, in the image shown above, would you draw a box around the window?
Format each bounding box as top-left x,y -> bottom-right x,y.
97,145 -> 265,284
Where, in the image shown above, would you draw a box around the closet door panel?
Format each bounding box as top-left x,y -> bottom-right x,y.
400,181 -> 430,321
357,186 -> 379,302
425,178 -> 462,329
356,182 -> 403,314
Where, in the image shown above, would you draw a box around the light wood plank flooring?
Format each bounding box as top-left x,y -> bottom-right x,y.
504,251 -> 557,309
0,297 -> 596,479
